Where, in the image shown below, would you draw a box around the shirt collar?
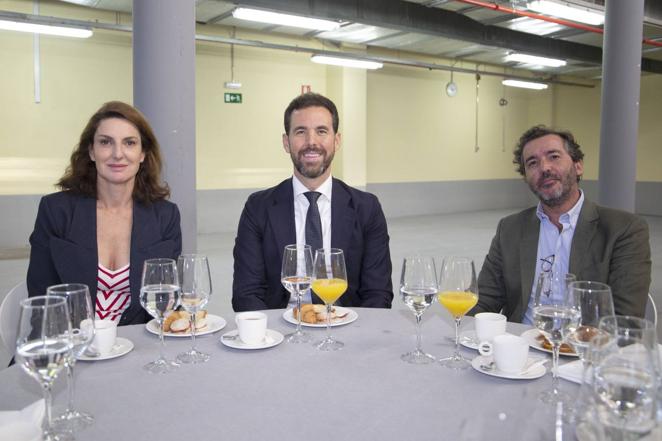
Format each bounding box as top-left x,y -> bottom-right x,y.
536,189 -> 584,228
292,174 -> 333,201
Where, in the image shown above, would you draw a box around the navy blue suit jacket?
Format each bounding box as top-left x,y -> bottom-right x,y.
27,191 -> 182,325
232,178 -> 393,311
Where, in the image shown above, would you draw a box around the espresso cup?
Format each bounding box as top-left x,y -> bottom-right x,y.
474,312 -> 507,342
90,319 -> 117,356
478,334 -> 529,374
235,312 -> 267,345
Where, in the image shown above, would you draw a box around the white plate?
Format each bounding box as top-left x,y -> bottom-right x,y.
77,337 -> 134,361
282,306 -> 358,328
520,328 -> 578,357
471,355 -> 547,380
220,329 -> 284,350
146,314 -> 227,338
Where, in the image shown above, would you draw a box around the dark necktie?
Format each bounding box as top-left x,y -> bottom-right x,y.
304,191 -> 323,304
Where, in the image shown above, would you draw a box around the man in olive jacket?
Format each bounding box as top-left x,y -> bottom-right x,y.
473,125 -> 651,323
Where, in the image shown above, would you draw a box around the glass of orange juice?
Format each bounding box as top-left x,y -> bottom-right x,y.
438,256 -> 478,369
311,248 -> 348,351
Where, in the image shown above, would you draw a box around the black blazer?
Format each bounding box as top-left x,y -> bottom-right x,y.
26,191 -> 182,325
232,178 -> 393,311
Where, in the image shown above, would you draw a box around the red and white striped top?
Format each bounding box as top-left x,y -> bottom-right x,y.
96,263 -> 131,322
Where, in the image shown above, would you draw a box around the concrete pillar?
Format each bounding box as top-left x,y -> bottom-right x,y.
133,0 -> 197,251
326,66 -> 368,189
598,0 -> 644,212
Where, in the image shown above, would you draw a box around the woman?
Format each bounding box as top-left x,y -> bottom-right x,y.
27,101 -> 182,325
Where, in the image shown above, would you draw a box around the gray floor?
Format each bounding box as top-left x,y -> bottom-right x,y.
1,208 -> 660,367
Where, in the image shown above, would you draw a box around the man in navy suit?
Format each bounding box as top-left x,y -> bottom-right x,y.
232,93 -> 393,311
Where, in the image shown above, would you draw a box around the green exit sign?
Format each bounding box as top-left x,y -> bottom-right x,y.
224,93 -> 242,103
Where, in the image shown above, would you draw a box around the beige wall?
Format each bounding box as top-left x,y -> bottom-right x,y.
1,0 -> 661,197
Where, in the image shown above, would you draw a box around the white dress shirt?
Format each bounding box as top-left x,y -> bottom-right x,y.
291,175 -> 332,304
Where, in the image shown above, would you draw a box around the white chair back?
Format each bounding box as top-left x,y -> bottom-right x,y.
645,292 -> 658,328
0,281 -> 28,358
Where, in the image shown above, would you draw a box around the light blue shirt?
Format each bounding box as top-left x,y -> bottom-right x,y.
522,191 -> 584,324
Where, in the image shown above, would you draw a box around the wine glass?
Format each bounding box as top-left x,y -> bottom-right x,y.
176,254 -> 212,364
140,258 -> 181,374
532,270 -> 580,404
400,256 -> 438,364
281,244 -> 313,344
47,284 -> 95,432
565,281 -> 614,422
15,296 -> 73,441
438,257 -> 478,369
591,315 -> 659,439
311,248 -> 348,351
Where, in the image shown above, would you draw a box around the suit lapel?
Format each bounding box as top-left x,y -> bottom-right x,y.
267,180 -> 296,254
330,179 -> 354,255
569,199 -> 599,276
519,210 -> 540,313
51,196 -> 98,307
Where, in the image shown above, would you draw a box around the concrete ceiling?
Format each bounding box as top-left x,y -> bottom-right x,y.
52,0 -> 662,77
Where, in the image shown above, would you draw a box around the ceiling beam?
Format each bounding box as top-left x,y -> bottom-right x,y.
233,0 -> 662,74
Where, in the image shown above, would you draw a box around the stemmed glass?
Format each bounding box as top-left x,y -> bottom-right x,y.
400,256 -> 438,364
47,284 -> 95,432
591,315 -> 659,439
140,258 -> 181,373
311,248 -> 348,351
565,281 -> 614,421
438,256 -> 478,369
15,296 -> 73,441
176,254 -> 212,364
532,270 -> 580,403
281,244 -> 313,344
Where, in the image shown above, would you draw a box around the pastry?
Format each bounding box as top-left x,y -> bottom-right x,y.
536,333 -> 575,354
163,310 -> 208,332
292,304 -> 348,324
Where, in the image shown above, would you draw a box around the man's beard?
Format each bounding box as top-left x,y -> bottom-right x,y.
529,168 -> 577,207
291,148 -> 334,179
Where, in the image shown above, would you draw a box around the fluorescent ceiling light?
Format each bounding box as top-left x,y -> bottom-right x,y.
502,79 -> 549,90
232,7 -> 340,31
311,55 -> 383,70
506,16 -> 565,35
0,19 -> 92,38
527,1 -> 604,26
505,53 -> 567,67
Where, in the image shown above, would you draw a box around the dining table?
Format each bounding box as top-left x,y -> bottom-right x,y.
0,307 -> 582,441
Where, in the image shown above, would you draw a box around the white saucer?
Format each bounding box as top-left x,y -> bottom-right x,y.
471,355 -> 547,380
77,337 -> 134,361
460,331 -> 516,351
220,329 -> 284,350
459,330 -> 480,350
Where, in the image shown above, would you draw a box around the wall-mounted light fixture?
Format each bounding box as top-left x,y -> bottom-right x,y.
0,19 -> 92,38
311,55 -> 383,70
502,79 -> 549,90
232,8 -> 340,31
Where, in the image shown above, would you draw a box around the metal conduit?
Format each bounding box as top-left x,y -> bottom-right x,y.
456,0 -> 662,48
0,10 -> 595,88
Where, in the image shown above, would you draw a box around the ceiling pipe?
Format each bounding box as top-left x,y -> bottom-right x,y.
0,10 -> 594,88
456,0 -> 662,48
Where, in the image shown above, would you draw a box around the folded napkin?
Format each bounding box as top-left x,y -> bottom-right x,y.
0,399 -> 44,441
559,344 -> 662,385
558,360 -> 588,384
